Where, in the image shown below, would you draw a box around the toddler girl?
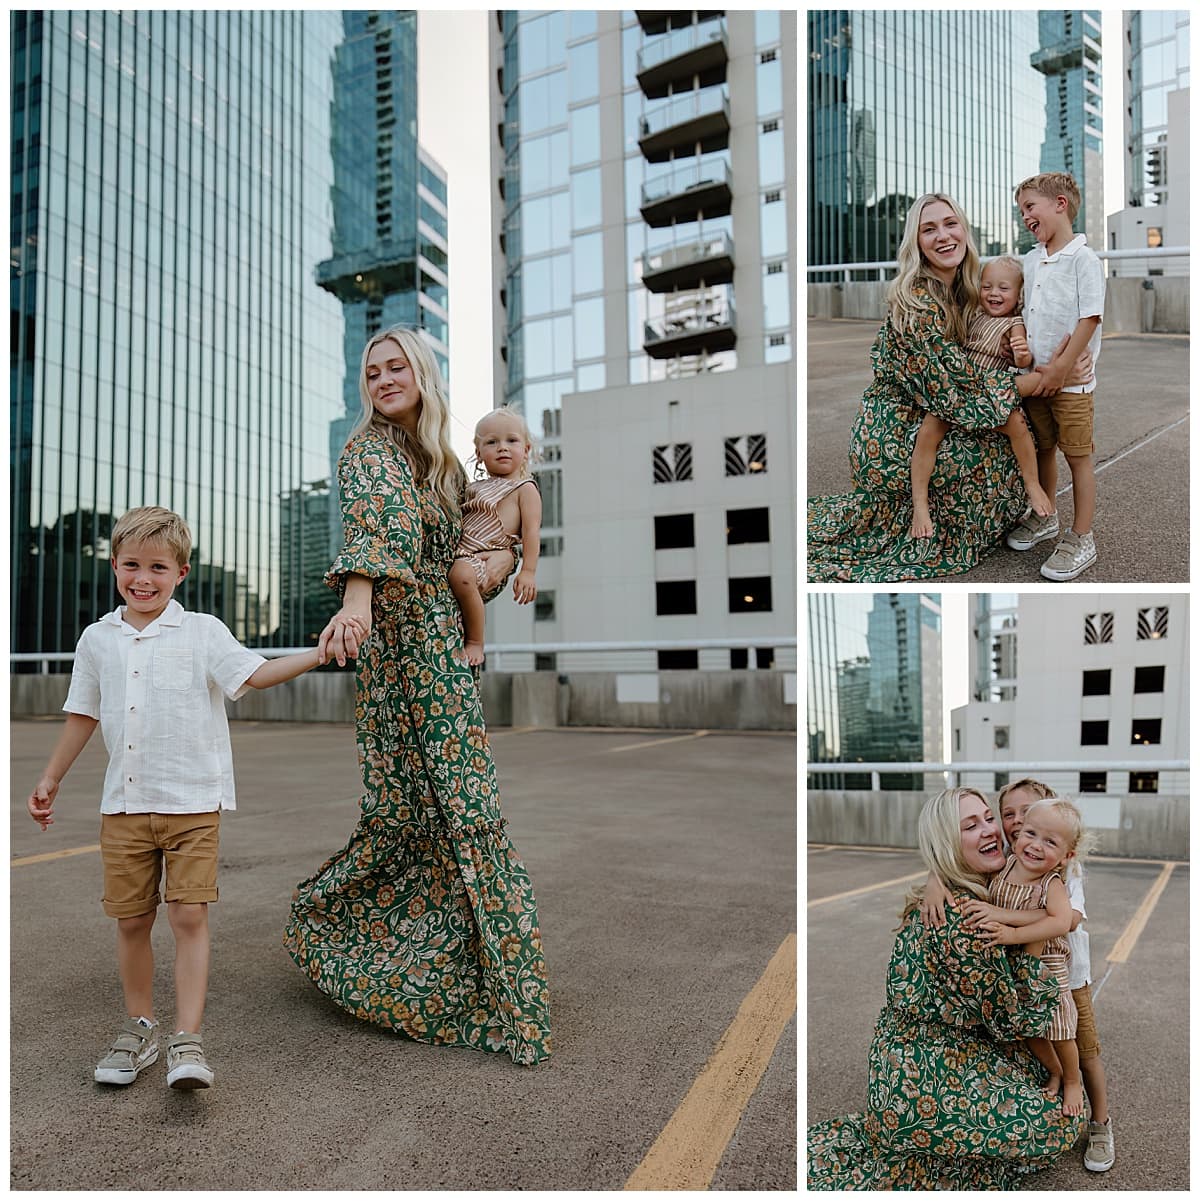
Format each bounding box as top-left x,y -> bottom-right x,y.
910,255 -> 1053,538
962,795 -> 1090,1116
448,407 -> 542,666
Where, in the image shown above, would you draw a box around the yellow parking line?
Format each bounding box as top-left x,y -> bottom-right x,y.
609,731 -> 709,754
12,843 -> 101,867
624,934 -> 796,1190
1107,863 -> 1175,964
808,871 -> 926,908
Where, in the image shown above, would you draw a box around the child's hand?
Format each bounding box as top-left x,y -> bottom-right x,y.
918,874 -> 953,928
959,899 -> 1001,928
28,778 -> 58,830
512,570 -> 537,605
1008,327 -> 1030,366
975,920 -> 1023,948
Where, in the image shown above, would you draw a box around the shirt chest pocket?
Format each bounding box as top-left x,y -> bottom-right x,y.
153,648 -> 195,691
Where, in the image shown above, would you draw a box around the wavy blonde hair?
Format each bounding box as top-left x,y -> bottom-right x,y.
900,786 -> 994,919
1020,796 -> 1096,879
347,326 -> 465,516
886,193 -> 980,344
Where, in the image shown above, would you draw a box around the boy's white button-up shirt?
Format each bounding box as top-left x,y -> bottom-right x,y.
1022,233 -> 1105,393
63,600 -> 266,814
1066,869 -> 1091,988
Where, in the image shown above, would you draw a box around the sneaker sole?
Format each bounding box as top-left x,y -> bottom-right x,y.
1006,525 -> 1060,551
1040,550 -> 1097,581
1084,1159 -> 1114,1172
94,1047 -> 158,1085
167,1065 -> 214,1089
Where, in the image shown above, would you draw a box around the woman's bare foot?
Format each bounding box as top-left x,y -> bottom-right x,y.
1042,1074 -> 1061,1102
465,640 -> 485,666
1061,1076 -> 1084,1116
910,504 -> 934,539
1024,480 -> 1054,518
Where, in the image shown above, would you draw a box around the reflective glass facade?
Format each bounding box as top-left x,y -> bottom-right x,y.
10,11 -> 431,659
808,11 -> 1047,271
1127,10 -> 1190,207
807,593 -> 942,788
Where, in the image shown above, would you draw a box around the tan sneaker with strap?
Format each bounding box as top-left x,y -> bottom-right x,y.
94,1016 -> 158,1085
166,1030 -> 214,1089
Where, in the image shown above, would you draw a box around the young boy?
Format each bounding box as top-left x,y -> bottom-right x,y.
1005,172 -> 1105,580
27,506 -> 363,1090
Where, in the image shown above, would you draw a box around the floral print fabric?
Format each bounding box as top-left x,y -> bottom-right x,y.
807,895 -> 1084,1189
808,284 -> 1029,581
283,428 -> 551,1066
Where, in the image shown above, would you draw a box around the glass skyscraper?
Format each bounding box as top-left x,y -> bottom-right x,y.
10,11 -> 441,660
808,11 -> 1049,272
1125,10 -> 1189,209
807,593 -> 942,788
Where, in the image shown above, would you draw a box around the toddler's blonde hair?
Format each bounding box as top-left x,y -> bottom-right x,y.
474,405 -> 536,480
981,255 -> 1025,311
110,506 -> 192,567
1020,796 -> 1096,877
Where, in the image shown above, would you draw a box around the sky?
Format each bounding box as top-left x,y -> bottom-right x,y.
416,11 -> 494,465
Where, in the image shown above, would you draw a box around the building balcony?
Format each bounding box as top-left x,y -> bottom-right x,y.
1030,40 -> 1083,74
638,89 -> 730,162
644,289 -> 736,358
314,241 -> 417,302
640,153 -> 732,225
640,232 -> 734,293
636,10 -> 725,36
636,18 -> 727,99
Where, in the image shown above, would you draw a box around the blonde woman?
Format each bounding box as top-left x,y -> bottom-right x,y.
807,787 -> 1084,1189
808,193 -> 1089,581
284,326 -> 551,1066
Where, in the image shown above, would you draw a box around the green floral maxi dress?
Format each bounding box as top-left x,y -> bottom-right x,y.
283,428 -> 551,1066
808,283 -> 1029,581
807,897 -> 1084,1189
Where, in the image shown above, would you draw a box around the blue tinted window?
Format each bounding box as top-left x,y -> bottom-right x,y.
571,166 -> 602,229
574,296 -> 605,359
568,39 -> 598,102
572,231 -> 603,294
570,103 -> 601,166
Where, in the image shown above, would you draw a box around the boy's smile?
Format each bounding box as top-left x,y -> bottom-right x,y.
1018,191 -> 1065,246
112,538 -> 190,629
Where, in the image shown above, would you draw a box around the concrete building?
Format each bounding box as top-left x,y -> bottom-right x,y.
951,594 -> 1189,796
1031,10 -> 1104,248
808,593 -> 942,789
1106,11 -> 1190,278
486,11 -> 796,679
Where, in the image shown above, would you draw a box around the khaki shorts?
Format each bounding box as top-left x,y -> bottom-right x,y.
1024,389 -> 1094,457
1071,983 -> 1102,1061
100,811 -> 220,918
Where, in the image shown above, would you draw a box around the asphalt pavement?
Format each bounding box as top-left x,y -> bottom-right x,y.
10,719 -> 796,1191
806,320 -> 1190,582
806,845 -> 1189,1190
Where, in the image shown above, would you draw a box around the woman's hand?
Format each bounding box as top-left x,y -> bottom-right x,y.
317,610 -> 370,666
959,899 -> 1002,928
1067,349 -> 1094,388
478,550 -> 516,597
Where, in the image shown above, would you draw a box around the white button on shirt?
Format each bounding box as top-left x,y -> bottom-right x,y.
1022,233 -> 1105,394
63,600 -> 266,814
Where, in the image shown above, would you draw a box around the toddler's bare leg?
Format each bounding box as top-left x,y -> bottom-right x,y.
116,910 -> 157,1020
449,559 -> 487,665
1000,409 -> 1053,516
1054,1037 -> 1085,1116
1026,1035 -> 1064,1100
910,414 -> 950,538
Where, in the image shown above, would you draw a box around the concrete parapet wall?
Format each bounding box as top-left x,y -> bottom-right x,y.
808,790 -> 1190,861
12,670 -> 796,731
808,277 -> 1190,333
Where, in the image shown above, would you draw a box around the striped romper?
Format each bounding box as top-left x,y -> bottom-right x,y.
963,312 -> 1025,371
454,475 -> 536,601
989,854 -> 1078,1041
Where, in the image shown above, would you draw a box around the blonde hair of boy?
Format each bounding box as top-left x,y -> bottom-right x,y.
475,405 -> 537,481
1021,795 -> 1096,878
996,776 -> 1057,809
110,506 -> 192,567
349,325 -> 465,517
900,786 -> 994,920
1014,171 -> 1081,224
886,192 -> 981,345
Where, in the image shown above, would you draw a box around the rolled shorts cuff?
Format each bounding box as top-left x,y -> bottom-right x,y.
102,892 -> 161,919
163,885 -> 219,905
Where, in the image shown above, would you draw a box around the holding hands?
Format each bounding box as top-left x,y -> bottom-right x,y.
28,777 -> 59,829
317,610 -> 371,667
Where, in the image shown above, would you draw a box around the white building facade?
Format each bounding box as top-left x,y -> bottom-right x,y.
952,593 -> 1189,797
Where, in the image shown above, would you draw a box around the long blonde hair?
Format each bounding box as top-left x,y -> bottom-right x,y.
886,192 -> 980,344
900,786 -> 993,919
347,326 -> 465,516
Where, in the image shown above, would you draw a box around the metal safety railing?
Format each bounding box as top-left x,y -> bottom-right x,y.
807,759 -> 1189,792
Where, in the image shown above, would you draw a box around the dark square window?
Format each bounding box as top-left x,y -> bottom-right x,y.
1129,771 -> 1159,793
654,513 -> 695,549
756,647 -> 774,669
534,653 -> 557,671
658,649 -> 698,669
1137,606 -> 1169,640
731,647 -> 748,669
1080,720 -> 1109,746
729,576 -> 772,614
1079,771 -> 1107,793
726,507 -> 770,544
534,590 -> 556,622
656,580 -> 696,616
1082,669 -> 1111,696
1131,717 -> 1162,745
1134,665 -> 1165,693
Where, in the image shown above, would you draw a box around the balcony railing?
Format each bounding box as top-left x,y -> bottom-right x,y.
637,18 -> 727,98
640,153 -> 732,225
640,232 -> 734,293
636,10 -> 726,36
638,88 -> 730,162
644,290 -> 736,357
